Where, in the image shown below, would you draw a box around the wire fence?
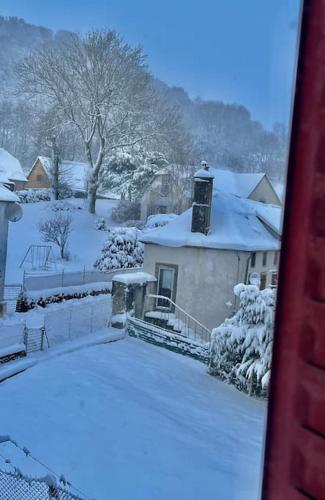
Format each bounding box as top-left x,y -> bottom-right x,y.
23,266 -> 142,291
0,469 -> 84,500
0,295 -> 112,360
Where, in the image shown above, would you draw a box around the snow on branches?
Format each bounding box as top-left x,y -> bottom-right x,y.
209,283 -> 275,397
94,228 -> 144,271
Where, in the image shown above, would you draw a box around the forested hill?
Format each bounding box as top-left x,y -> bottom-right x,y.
0,17 -> 49,92
0,17 -> 286,181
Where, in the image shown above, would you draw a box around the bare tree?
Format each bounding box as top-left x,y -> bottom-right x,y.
17,30 -> 167,213
39,212 -> 72,259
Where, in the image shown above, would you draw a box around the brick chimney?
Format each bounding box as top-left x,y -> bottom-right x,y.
191,161 -> 214,235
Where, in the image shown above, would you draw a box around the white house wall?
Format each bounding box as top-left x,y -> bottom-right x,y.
143,243 -> 280,331
143,243 -> 249,330
249,177 -> 282,205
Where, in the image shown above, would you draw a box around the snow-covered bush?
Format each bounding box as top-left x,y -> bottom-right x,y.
209,283 -> 275,397
18,188 -> 51,203
144,213 -> 178,230
95,218 -> 108,231
124,220 -> 145,229
17,282 -> 111,311
111,200 -> 141,223
49,200 -> 77,212
94,228 -> 144,271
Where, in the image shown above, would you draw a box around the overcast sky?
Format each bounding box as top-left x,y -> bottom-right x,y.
1,0 -> 301,130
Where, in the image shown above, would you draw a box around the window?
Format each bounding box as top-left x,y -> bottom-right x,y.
156,265 -> 177,308
158,206 -> 167,214
251,252 -> 256,267
36,174 -> 42,181
274,251 -> 279,266
260,272 -> 267,290
160,175 -> 169,197
262,252 -> 267,267
270,271 -> 278,287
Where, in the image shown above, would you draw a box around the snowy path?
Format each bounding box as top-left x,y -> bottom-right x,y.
0,337 -> 266,500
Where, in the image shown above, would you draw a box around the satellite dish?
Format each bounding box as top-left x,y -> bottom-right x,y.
249,272 -> 261,286
5,202 -> 23,222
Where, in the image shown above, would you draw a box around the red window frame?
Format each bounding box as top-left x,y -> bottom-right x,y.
262,1 -> 325,498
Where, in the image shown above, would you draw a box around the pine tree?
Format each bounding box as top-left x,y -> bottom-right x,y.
209,283 -> 275,396
94,228 -> 144,271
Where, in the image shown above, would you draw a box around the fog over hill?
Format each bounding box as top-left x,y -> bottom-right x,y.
0,17 -> 287,181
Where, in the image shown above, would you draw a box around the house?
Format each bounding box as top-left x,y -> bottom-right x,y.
25,156 -> 118,199
140,166 -> 282,220
139,165 -> 281,331
0,148 -> 27,190
25,156 -> 87,194
0,184 -> 22,316
140,167 -> 194,220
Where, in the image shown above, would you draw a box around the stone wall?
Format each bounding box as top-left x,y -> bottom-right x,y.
127,317 -> 209,364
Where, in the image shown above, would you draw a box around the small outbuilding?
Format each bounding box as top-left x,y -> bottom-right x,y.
26,156 -> 118,199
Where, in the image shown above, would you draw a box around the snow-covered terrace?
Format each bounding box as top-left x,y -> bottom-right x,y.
0,336 -> 265,500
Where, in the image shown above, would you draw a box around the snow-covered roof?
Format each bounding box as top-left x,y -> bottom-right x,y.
33,157 -> 117,198
0,148 -> 27,183
253,201 -> 282,236
112,272 -> 157,285
140,191 -> 281,252
0,183 -> 20,202
35,156 -> 88,192
194,168 -> 215,179
209,168 -> 265,198
152,166 -> 278,201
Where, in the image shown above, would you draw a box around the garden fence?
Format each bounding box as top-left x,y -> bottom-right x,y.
0,295 -> 112,359
0,468 -> 84,500
23,266 -> 142,291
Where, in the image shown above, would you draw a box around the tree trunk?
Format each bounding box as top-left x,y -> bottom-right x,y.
87,186 -> 97,214
51,137 -> 60,201
85,136 -> 105,214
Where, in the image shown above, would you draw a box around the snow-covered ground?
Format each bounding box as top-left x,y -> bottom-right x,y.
0,336 -> 266,500
6,198 -> 119,283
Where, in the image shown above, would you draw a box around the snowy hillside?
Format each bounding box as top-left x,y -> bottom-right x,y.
6,198 -> 119,283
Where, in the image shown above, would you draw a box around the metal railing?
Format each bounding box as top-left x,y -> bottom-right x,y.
144,294 -> 211,344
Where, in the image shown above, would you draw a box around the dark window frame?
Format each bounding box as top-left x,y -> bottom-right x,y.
154,262 -> 178,310
262,251 -> 268,266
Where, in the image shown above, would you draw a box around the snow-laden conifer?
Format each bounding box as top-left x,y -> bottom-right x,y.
94,228 -> 144,271
209,283 -> 275,396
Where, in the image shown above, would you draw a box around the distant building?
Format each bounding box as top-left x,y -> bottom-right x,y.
140,167 -> 282,221
25,156 -> 118,199
0,148 -> 27,190
139,165 -> 281,330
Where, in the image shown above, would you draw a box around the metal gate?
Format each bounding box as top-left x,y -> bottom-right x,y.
4,285 -> 22,313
